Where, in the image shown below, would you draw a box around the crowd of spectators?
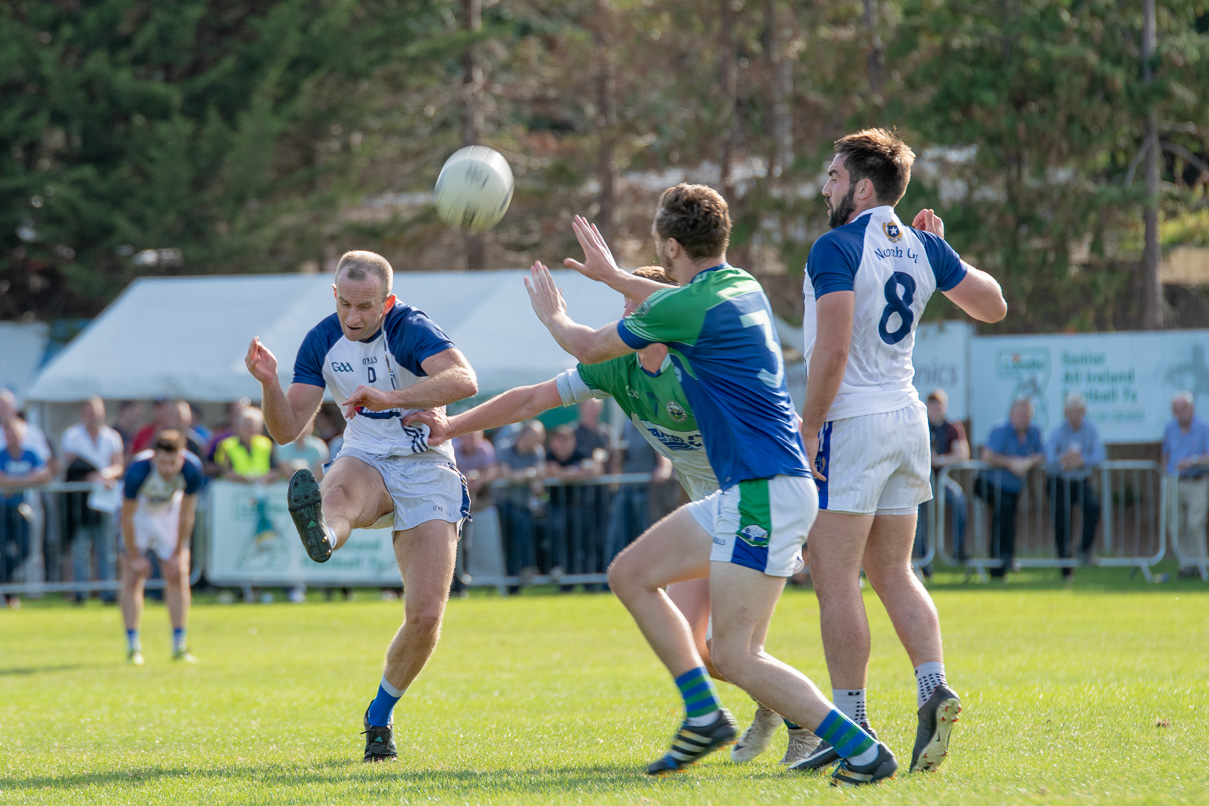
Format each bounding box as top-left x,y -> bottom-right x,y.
0,392 -> 683,604
916,388 -> 1209,580
3,384 -> 1206,606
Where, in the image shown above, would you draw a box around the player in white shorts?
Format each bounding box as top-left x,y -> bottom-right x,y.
246,250 -> 478,763
797,128 -> 1007,774
119,430 -> 203,665
405,265 -> 824,767
527,185 -> 898,786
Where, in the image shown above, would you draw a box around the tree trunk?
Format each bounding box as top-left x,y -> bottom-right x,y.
719,0 -> 738,203
863,0 -> 883,98
462,0 -> 486,270
1141,0 -> 1161,329
594,0 -> 617,241
763,0 -> 792,183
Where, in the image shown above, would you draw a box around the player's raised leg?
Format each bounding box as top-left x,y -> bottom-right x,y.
862,512 -> 960,772
607,509 -> 738,774
362,518 -> 459,762
289,456 -> 392,563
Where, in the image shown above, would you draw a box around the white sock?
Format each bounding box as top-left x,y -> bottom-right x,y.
849,742 -> 880,766
833,688 -> 867,725
380,676 -> 406,698
915,662 -> 947,708
326,526 -> 338,550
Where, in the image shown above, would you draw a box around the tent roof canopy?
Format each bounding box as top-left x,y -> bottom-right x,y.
25,271 -> 625,403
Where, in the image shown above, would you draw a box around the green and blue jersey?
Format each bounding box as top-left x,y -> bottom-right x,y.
616,264 -> 808,489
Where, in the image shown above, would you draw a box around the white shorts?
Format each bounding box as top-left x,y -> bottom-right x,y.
331,448 -> 469,533
130,505 -> 182,561
686,474 -> 817,577
816,401 -> 932,515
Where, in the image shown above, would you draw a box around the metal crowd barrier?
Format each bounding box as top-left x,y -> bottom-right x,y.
930,460 -> 1168,582
1167,470 -> 1209,581
462,472 -> 670,593
0,481 -> 204,600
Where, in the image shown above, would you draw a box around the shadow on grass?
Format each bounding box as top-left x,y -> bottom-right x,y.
0,663 -> 88,677
3,759 -> 792,795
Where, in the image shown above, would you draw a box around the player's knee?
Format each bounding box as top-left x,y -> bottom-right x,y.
605,559 -> 642,599
405,605 -> 444,639
709,641 -> 752,684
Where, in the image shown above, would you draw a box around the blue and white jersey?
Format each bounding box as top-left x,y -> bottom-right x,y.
123,451 -> 204,511
293,303 -> 457,462
803,206 -> 966,421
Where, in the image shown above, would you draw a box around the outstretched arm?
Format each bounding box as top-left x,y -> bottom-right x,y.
246,337 -> 325,444
525,261 -> 632,364
406,380 -> 564,446
564,215 -> 669,303
344,347 -> 478,417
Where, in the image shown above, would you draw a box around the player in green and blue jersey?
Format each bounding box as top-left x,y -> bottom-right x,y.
524,184 -> 898,785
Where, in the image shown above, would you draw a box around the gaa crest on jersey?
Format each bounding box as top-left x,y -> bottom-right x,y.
882,222 -> 903,243
737,524 -> 769,548
666,401 -> 687,423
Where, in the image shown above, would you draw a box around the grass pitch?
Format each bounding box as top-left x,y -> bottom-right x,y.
2,568 -> 1206,805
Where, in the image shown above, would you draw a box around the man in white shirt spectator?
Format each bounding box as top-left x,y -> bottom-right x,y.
61,397 -> 125,603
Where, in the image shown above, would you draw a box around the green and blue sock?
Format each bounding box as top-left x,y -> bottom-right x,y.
815,709 -> 878,765
675,667 -> 721,726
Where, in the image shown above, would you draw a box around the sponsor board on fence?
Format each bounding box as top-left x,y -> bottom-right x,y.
912,321 -> 971,420
970,330 -> 1209,445
205,481 -> 402,585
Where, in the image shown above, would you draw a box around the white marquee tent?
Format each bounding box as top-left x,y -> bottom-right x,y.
25,270 -> 625,405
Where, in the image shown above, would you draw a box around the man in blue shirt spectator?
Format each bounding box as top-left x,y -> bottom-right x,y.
1161,392 -> 1209,575
1045,393 -> 1106,578
978,398 -> 1045,578
0,418 -> 52,608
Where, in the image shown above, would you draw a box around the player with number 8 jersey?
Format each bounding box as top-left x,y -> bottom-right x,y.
796,129 -> 1006,780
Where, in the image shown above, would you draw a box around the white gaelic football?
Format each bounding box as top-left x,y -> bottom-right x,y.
434,146 -> 514,232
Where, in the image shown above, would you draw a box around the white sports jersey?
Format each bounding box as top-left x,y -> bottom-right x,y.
802,206 -> 966,421
123,450 -> 205,512
293,303 -> 457,462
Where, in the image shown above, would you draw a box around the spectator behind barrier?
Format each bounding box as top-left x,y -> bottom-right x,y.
204,398 -> 252,477
0,418 -> 51,608
111,400 -> 146,459
1162,391 -> 1209,575
977,397 -> 1044,579
545,425 -> 601,582
1045,392 -> 1105,579
60,396 -> 125,603
915,388 -> 969,575
0,389 -> 55,471
213,407 -> 278,483
494,420 -> 546,592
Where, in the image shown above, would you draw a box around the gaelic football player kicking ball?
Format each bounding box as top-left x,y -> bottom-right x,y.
526,186 -> 897,786
246,250 -> 477,762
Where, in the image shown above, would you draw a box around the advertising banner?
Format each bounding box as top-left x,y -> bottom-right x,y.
912,321 -> 972,420
970,330 -> 1209,445
205,481 -> 403,585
